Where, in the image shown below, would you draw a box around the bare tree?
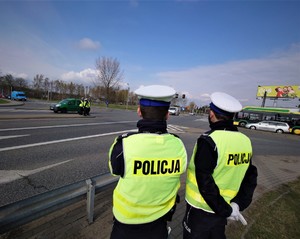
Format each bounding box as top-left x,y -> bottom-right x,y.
95,56 -> 123,103
15,77 -> 28,90
75,84 -> 85,98
54,80 -> 62,95
42,77 -> 50,99
0,74 -> 12,96
33,74 -> 45,98
68,82 -> 75,97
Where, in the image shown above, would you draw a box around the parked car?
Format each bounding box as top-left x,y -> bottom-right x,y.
245,121 -> 290,133
168,106 -> 180,116
50,98 -> 81,113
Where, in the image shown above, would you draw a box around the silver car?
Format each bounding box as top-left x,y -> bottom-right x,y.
245,121 -> 290,133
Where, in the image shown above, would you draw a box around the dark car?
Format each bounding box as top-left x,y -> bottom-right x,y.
50,98 -> 81,113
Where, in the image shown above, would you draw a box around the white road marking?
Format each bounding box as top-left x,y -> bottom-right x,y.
0,121 -> 136,132
195,118 -> 208,122
0,160 -> 73,184
167,124 -> 187,133
0,134 -> 30,140
0,124 -> 187,152
0,129 -> 137,152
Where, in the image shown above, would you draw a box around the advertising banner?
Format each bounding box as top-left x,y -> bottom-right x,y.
257,85 -> 300,98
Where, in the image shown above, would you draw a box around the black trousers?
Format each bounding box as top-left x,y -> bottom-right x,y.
110,217 -> 168,239
83,107 -> 90,115
182,204 -> 227,239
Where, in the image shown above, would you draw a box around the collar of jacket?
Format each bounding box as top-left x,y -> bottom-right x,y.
209,120 -> 238,132
137,119 -> 168,134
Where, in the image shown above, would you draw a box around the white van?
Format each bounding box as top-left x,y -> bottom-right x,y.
168,106 -> 180,116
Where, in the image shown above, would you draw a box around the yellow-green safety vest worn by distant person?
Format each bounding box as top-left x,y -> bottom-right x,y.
109,133 -> 187,224
84,101 -> 90,108
185,130 -> 252,213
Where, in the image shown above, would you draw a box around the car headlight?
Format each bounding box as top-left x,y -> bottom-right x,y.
56,104 -> 61,107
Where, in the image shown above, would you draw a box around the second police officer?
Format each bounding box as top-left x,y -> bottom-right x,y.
182,92 -> 258,239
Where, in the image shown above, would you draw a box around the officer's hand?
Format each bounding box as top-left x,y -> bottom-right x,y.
228,202 -> 239,220
227,202 -> 247,226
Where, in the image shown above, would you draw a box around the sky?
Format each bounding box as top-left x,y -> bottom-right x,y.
0,0 -> 299,108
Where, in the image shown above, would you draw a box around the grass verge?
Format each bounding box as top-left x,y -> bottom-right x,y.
0,99 -> 9,104
226,177 -> 300,239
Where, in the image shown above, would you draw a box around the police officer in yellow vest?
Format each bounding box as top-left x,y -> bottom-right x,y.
182,92 -> 257,239
83,98 -> 91,116
109,85 -> 187,239
78,97 -> 84,115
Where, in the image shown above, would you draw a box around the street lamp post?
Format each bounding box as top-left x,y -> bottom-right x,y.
126,83 -> 130,110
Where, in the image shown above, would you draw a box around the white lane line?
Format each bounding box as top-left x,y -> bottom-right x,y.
168,124 -> 187,132
0,121 -> 136,132
0,134 -> 30,140
0,160 -> 72,184
195,118 -> 208,122
0,129 -> 137,152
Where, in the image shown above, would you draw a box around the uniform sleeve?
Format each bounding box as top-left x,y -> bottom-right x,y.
194,137 -> 232,217
108,137 -> 125,177
231,162 -> 258,211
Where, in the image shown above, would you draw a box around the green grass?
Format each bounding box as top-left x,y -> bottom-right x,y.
97,102 -> 137,111
0,99 -> 9,104
226,177 -> 300,239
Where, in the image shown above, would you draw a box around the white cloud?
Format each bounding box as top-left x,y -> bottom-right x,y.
61,68 -> 97,85
2,71 -> 29,80
157,43 -> 300,107
77,38 -> 101,50
13,72 -> 29,79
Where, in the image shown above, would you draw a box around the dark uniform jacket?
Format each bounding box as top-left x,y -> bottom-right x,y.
194,120 -> 258,217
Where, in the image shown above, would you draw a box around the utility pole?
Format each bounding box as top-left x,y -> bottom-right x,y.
261,90 -> 267,107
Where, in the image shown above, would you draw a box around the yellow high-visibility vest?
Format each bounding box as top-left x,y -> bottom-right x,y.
110,133 -> 187,224
84,101 -> 90,108
185,130 -> 252,213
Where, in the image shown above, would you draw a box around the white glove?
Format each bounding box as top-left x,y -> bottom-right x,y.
228,202 -> 247,226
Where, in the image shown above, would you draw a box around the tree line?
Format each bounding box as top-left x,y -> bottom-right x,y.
1,56 -> 203,111
0,57 -> 137,105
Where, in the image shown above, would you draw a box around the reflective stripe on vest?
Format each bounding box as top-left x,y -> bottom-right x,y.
113,133 -> 187,224
185,130 -> 252,213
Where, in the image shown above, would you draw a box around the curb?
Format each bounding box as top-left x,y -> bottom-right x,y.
0,102 -> 24,107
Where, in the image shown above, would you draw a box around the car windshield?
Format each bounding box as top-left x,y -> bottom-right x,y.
59,99 -> 69,104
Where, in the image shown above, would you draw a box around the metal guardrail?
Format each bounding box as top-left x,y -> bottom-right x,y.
0,173 -> 118,234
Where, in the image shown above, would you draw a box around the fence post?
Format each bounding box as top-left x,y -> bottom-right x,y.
86,179 -> 95,224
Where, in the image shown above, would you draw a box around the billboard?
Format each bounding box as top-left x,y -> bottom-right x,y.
257,85 -> 300,99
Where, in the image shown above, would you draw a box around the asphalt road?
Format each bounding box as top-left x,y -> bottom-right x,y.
0,100 -> 299,208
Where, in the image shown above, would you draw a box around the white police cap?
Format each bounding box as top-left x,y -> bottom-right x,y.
210,92 -> 242,114
135,85 -> 176,106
